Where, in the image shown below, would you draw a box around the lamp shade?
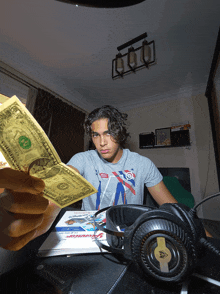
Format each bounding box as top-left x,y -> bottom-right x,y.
140,41 -> 151,63
115,54 -> 124,73
127,47 -> 137,69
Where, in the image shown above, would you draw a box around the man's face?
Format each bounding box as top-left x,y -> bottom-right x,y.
91,118 -> 123,164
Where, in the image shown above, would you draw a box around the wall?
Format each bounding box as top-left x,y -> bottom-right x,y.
0,72 -> 29,103
126,93 -> 219,220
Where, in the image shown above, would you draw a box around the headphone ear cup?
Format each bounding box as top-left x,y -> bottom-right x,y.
131,219 -> 196,283
109,235 -> 124,249
160,203 -> 206,258
160,203 -> 198,241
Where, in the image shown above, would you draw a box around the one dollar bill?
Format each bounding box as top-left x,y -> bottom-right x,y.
0,95 -> 97,208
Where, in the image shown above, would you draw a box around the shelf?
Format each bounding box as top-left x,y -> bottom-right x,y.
140,144 -> 191,149
139,129 -> 191,149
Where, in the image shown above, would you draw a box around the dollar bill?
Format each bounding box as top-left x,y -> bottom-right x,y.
0,93 -> 9,104
0,95 -> 97,208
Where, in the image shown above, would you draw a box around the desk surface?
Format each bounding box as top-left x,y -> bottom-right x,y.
1,241 -> 220,294
1,209 -> 220,294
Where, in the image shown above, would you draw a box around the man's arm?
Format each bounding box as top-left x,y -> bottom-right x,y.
148,180 -> 212,237
68,165 -> 80,174
148,180 -> 178,206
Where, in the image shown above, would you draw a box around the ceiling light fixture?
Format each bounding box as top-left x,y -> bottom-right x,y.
112,32 -> 156,79
56,0 -> 145,8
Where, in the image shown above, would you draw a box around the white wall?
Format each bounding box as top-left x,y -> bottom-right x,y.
126,93 -> 219,219
0,72 -> 29,103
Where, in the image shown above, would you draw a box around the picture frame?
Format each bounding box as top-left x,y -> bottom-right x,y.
155,127 -> 171,146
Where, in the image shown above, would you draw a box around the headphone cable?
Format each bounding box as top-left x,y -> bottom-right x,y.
188,192 -> 220,255
189,192 -> 220,218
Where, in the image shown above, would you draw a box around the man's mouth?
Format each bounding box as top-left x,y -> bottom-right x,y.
100,150 -> 109,154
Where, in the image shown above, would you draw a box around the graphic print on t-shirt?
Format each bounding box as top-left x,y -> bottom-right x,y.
96,169 -> 136,210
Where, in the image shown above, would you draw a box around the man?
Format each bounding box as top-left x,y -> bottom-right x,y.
67,105 -> 177,210
0,105 -> 178,251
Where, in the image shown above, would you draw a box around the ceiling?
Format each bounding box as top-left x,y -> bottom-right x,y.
0,0 -> 220,112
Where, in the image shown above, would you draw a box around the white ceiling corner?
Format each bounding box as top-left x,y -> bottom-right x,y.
0,0 -> 219,112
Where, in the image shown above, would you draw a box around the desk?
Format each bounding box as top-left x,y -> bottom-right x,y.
0,211 -> 220,294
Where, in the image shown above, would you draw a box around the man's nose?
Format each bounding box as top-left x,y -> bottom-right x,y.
100,135 -> 106,146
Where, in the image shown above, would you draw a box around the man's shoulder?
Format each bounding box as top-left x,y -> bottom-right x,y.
125,149 -> 153,167
68,150 -> 98,164
126,149 -> 150,160
74,150 -> 97,158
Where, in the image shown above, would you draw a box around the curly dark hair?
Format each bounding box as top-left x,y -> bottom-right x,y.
84,105 -> 130,148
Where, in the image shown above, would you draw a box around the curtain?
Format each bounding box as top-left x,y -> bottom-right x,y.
33,88 -> 85,163
26,87 -> 38,114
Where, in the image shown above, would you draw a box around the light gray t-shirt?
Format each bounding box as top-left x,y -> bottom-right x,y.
67,149 -> 162,210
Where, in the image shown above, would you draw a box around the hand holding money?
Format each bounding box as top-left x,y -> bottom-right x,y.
0,96 -> 97,208
0,168 -> 61,251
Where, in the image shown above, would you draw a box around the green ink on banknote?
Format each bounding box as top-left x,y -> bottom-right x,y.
19,136 -> 31,149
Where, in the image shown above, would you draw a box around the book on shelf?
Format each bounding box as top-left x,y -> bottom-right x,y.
38,210 -> 108,257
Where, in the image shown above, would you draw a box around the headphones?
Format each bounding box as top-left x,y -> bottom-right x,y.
94,203 -> 219,283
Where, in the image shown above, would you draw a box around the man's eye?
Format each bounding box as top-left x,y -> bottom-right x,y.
93,134 -> 98,138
